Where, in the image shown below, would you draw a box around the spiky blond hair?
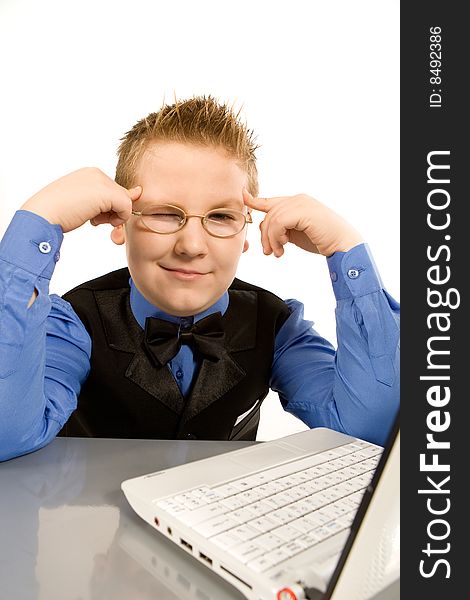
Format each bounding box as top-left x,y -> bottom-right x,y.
115,95 -> 259,195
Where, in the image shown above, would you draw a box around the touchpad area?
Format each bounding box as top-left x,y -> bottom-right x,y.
228,444 -> 300,470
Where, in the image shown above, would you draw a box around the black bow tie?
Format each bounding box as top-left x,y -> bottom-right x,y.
143,312 -> 225,366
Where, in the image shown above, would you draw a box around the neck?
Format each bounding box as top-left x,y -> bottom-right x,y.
129,278 -> 229,329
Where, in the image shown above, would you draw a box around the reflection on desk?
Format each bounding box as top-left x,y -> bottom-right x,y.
0,437 -> 254,600
0,436 -> 399,600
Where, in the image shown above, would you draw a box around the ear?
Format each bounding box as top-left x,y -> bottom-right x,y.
242,238 -> 249,253
110,225 -> 126,246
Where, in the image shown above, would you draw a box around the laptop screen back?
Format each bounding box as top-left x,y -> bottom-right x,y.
322,415 -> 400,600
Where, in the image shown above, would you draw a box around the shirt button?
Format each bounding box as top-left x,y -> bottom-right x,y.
176,370 -> 183,379
38,241 -> 52,254
54,252 -> 60,262
347,268 -> 360,279
330,271 -> 338,282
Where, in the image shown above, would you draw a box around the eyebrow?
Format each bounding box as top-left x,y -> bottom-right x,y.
207,198 -> 244,210
138,198 -> 245,211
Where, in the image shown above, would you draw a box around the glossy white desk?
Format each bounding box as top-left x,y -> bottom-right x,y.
0,438 -> 399,599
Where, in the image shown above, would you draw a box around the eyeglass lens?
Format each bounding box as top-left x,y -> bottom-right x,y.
140,206 -> 247,237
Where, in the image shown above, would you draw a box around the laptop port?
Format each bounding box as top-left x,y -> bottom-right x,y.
180,539 -> 193,552
199,552 -> 213,566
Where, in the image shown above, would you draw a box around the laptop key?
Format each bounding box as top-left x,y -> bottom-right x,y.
246,554 -> 278,573
228,540 -> 266,563
247,515 -> 279,533
195,515 -> 239,537
178,503 -> 228,526
220,495 -> 249,510
230,524 -> 260,540
229,506 -> 260,522
210,529 -> 246,550
211,483 -> 240,498
272,524 -> 301,542
211,530 -> 245,550
254,533 -> 284,551
262,548 -> 290,567
284,539 -> 310,556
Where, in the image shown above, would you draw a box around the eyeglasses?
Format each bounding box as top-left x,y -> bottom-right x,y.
131,204 -> 253,238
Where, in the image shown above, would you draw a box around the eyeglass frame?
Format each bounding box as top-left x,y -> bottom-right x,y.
130,204 -> 253,238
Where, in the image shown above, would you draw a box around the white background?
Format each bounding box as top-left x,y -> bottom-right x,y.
0,0 -> 399,440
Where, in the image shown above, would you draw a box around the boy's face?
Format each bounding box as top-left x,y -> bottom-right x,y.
111,142 -> 250,316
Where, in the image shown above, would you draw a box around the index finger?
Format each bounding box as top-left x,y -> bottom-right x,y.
114,185 -> 142,221
242,188 -> 280,213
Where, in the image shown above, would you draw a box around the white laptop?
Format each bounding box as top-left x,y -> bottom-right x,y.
121,415 -> 399,600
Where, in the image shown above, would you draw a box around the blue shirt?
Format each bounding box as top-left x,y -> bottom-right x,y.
0,211 -> 400,460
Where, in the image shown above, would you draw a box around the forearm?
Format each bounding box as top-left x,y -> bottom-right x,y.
0,211 -> 61,382
0,306 -> 66,460
0,296 -> 91,462
0,267 -> 56,459
324,246 -> 399,443
0,211 -> 91,461
331,291 -> 400,444
273,244 -> 400,446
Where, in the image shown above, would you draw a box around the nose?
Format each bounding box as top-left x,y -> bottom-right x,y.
173,216 -> 209,257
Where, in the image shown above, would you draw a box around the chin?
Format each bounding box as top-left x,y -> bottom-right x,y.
160,296 -> 211,317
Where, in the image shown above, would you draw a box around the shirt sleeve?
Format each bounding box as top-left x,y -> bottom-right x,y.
0,211 -> 91,461
270,243 -> 399,446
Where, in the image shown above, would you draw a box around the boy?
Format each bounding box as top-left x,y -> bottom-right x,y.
0,96 -> 399,461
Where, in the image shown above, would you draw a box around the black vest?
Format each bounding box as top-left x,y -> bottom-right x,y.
59,268 -> 291,441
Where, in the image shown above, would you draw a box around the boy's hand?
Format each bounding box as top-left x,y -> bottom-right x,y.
21,168 -> 142,233
243,190 -> 363,258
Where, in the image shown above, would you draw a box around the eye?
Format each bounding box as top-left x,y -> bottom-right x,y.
150,211 -> 180,218
146,207 -> 184,221
207,211 -> 237,221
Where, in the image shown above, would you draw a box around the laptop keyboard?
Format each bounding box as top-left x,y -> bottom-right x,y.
155,440 -> 382,573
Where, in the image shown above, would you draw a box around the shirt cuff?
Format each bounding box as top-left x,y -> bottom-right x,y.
0,210 -> 63,280
326,243 -> 384,300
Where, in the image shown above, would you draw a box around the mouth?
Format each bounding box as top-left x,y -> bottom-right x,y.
160,265 -> 208,280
